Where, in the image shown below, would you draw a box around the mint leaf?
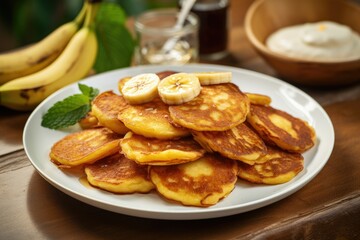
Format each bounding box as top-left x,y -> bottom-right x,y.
41,84 -> 99,129
94,3 -> 135,73
79,83 -> 99,100
41,94 -> 91,129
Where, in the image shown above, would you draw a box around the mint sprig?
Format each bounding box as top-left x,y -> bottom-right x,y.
41,84 -> 99,129
78,83 -> 99,99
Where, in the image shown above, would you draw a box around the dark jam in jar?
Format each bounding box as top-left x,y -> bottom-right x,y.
180,0 -> 229,59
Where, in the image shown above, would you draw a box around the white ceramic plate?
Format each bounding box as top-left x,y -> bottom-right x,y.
23,64 -> 334,220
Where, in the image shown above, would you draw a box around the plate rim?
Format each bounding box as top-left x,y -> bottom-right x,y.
23,63 -> 335,220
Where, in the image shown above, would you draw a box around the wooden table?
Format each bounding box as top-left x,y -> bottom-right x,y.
1,5 -> 360,240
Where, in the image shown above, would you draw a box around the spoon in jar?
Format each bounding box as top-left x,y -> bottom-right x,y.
161,0 -> 196,53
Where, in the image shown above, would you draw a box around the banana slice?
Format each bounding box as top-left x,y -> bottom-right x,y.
193,72 -> 232,85
121,73 -> 160,105
158,73 -> 201,105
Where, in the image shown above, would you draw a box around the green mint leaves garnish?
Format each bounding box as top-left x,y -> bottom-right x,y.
78,83 -> 99,99
41,83 -> 99,129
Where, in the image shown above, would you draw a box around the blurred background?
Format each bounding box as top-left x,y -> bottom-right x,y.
0,0 -> 255,53
0,0 -> 181,52
3,0 -> 357,53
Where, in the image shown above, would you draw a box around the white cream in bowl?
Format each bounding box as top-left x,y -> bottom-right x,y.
266,21 -> 360,62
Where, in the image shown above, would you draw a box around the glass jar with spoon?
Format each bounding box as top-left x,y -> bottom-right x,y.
134,6 -> 199,65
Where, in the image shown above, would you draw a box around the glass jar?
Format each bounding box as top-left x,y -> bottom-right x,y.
134,9 -> 199,65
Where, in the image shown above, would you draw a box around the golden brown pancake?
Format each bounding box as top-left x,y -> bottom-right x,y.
149,153 -> 238,207
120,131 -> 206,165
246,104 -> 316,153
169,83 -> 250,131
192,122 -> 267,164
79,111 -> 100,129
237,146 -> 304,184
156,70 -> 178,80
85,153 -> 154,193
50,128 -> 121,167
91,91 -> 129,134
118,97 -> 189,139
245,92 -> 272,106
118,76 -> 131,95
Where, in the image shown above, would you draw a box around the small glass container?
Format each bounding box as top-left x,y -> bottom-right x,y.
134,9 -> 199,65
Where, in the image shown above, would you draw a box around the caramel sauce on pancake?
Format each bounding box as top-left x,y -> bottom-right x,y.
238,146 -> 304,184
247,104 -> 316,153
192,122 -> 267,164
85,153 -> 154,193
120,132 -> 205,165
79,176 -> 92,188
118,97 -> 189,139
50,128 -> 121,167
169,83 -> 250,131
92,91 -> 129,134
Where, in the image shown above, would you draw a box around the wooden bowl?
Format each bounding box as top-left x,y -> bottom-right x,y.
244,0 -> 360,86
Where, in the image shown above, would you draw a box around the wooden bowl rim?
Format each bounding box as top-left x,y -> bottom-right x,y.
244,0 -> 360,65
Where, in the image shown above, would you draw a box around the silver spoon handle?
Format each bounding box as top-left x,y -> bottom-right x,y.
162,0 -> 196,52
175,0 -> 196,30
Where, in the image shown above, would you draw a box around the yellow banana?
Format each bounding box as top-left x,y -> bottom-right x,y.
0,27 -> 98,111
193,72 -> 232,85
0,3 -> 87,85
0,26 -> 96,92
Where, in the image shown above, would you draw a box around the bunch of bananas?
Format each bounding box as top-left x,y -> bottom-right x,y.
0,0 -> 99,111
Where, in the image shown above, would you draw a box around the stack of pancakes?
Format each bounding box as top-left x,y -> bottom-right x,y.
50,71 -> 316,207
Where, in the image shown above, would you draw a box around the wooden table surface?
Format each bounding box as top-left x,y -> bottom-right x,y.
1,2 -> 360,239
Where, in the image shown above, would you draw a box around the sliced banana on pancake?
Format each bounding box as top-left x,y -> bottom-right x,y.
158,73 -> 201,105
50,128 -> 122,167
85,153 -> 154,193
122,73 -> 160,104
237,146 -> 304,184
169,83 -> 250,131
149,153 -> 238,207
193,72 -> 232,85
118,71 -> 177,95
91,91 -> 129,134
192,122 -> 267,164
247,104 -> 316,153
120,131 -> 206,165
